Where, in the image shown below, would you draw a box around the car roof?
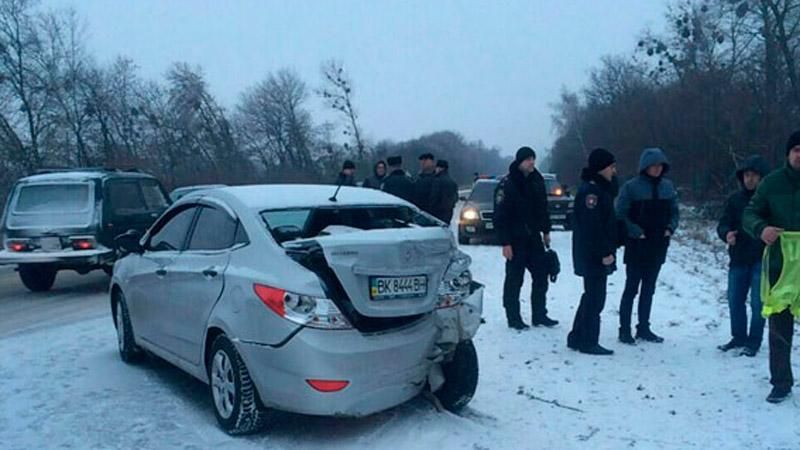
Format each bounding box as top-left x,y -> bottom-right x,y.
16,169 -> 158,184
200,184 -> 412,211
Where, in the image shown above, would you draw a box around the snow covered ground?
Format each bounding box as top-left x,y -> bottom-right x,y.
1,229 -> 799,449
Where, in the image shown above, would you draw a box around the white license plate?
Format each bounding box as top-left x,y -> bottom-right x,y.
370,275 -> 428,300
39,237 -> 62,251
485,222 -> 494,230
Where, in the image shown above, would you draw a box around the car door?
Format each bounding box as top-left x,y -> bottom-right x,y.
129,205 -> 198,349
166,204 -> 239,365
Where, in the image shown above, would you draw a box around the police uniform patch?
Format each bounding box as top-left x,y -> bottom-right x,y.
585,194 -> 598,209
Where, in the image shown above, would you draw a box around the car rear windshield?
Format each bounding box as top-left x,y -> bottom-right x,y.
13,183 -> 91,213
468,182 -> 498,203
7,182 -> 94,229
261,205 -> 440,244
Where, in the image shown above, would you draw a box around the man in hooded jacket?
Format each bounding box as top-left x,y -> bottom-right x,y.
362,160 -> 387,189
334,160 -> 357,186
717,155 -> 770,357
568,148 -> 619,355
616,148 -> 680,344
494,146 -> 557,330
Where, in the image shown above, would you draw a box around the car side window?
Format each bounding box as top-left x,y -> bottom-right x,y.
187,206 -> 237,251
148,207 -> 197,252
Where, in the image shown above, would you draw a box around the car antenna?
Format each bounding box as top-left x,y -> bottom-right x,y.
329,180 -> 344,202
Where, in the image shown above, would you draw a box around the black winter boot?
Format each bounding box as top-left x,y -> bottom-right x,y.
618,327 -> 636,345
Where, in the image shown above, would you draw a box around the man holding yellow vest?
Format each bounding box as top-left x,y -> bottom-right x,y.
743,130 -> 800,404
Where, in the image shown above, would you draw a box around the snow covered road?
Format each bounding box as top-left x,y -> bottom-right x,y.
1,232 -> 799,449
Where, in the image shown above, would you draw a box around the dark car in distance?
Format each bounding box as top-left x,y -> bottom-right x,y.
0,168 -> 170,291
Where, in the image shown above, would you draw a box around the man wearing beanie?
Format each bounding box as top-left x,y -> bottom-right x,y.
430,160 -> 459,224
567,148 -> 619,355
494,146 -> 557,330
382,155 -> 415,203
716,154 -> 770,357
616,147 -> 680,345
334,160 -> 357,186
743,130 -> 800,404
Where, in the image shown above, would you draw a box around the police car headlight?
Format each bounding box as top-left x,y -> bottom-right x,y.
461,208 -> 479,221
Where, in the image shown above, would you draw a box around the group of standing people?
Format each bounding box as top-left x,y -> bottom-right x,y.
334,153 -> 459,224
562,131 -> 800,404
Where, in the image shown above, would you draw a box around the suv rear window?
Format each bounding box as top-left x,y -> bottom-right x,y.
261,205 -> 439,244
14,183 -> 91,213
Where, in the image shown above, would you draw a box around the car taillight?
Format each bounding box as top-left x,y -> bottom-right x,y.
306,379 -> 349,393
253,284 -> 352,330
7,240 -> 31,252
69,236 -> 96,250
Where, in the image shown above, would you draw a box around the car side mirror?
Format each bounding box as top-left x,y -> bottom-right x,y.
115,229 -> 143,254
272,225 -> 303,244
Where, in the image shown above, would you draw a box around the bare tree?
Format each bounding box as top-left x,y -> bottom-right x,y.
317,60 -> 366,159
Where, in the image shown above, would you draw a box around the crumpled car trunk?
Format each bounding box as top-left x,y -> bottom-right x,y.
284,227 -> 455,332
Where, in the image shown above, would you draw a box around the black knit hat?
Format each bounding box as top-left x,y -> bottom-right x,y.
515,146 -> 536,163
418,152 -> 434,161
342,160 -> 355,170
588,148 -> 616,173
786,130 -> 800,155
387,155 -> 402,166
436,159 -> 449,169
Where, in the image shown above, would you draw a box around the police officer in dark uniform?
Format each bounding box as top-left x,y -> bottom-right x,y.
381,155 -> 415,203
494,146 -> 557,330
568,148 -> 619,355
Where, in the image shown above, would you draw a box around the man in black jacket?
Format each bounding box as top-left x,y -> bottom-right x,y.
568,148 -> 619,355
381,156 -> 415,203
414,152 -> 437,214
429,160 -> 458,224
494,146 -> 557,330
334,160 -> 357,186
717,155 -> 770,356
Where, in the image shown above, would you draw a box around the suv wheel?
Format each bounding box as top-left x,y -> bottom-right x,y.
458,233 -> 470,245
18,264 -> 57,292
208,334 -> 270,434
434,339 -> 479,414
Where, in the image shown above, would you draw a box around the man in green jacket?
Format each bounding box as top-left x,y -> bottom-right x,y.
743,130 -> 800,404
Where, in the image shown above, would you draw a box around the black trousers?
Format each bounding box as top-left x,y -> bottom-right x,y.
502,241 -> 548,322
619,263 -> 662,331
769,309 -> 795,390
569,274 -> 608,348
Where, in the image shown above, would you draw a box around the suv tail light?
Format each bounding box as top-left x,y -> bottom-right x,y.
69,236 -> 96,250
7,239 -> 32,252
253,284 -> 352,330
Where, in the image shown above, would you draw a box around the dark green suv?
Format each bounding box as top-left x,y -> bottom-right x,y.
0,168 -> 170,291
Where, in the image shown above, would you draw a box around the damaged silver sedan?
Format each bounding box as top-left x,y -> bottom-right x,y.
110,185 -> 483,434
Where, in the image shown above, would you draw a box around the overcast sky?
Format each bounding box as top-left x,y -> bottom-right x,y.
45,0 -> 668,157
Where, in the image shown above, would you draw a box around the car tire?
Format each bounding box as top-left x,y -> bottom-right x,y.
458,234 -> 470,245
102,265 -> 113,276
434,339 -> 479,414
18,264 -> 57,292
114,291 -> 143,363
208,334 -> 270,435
